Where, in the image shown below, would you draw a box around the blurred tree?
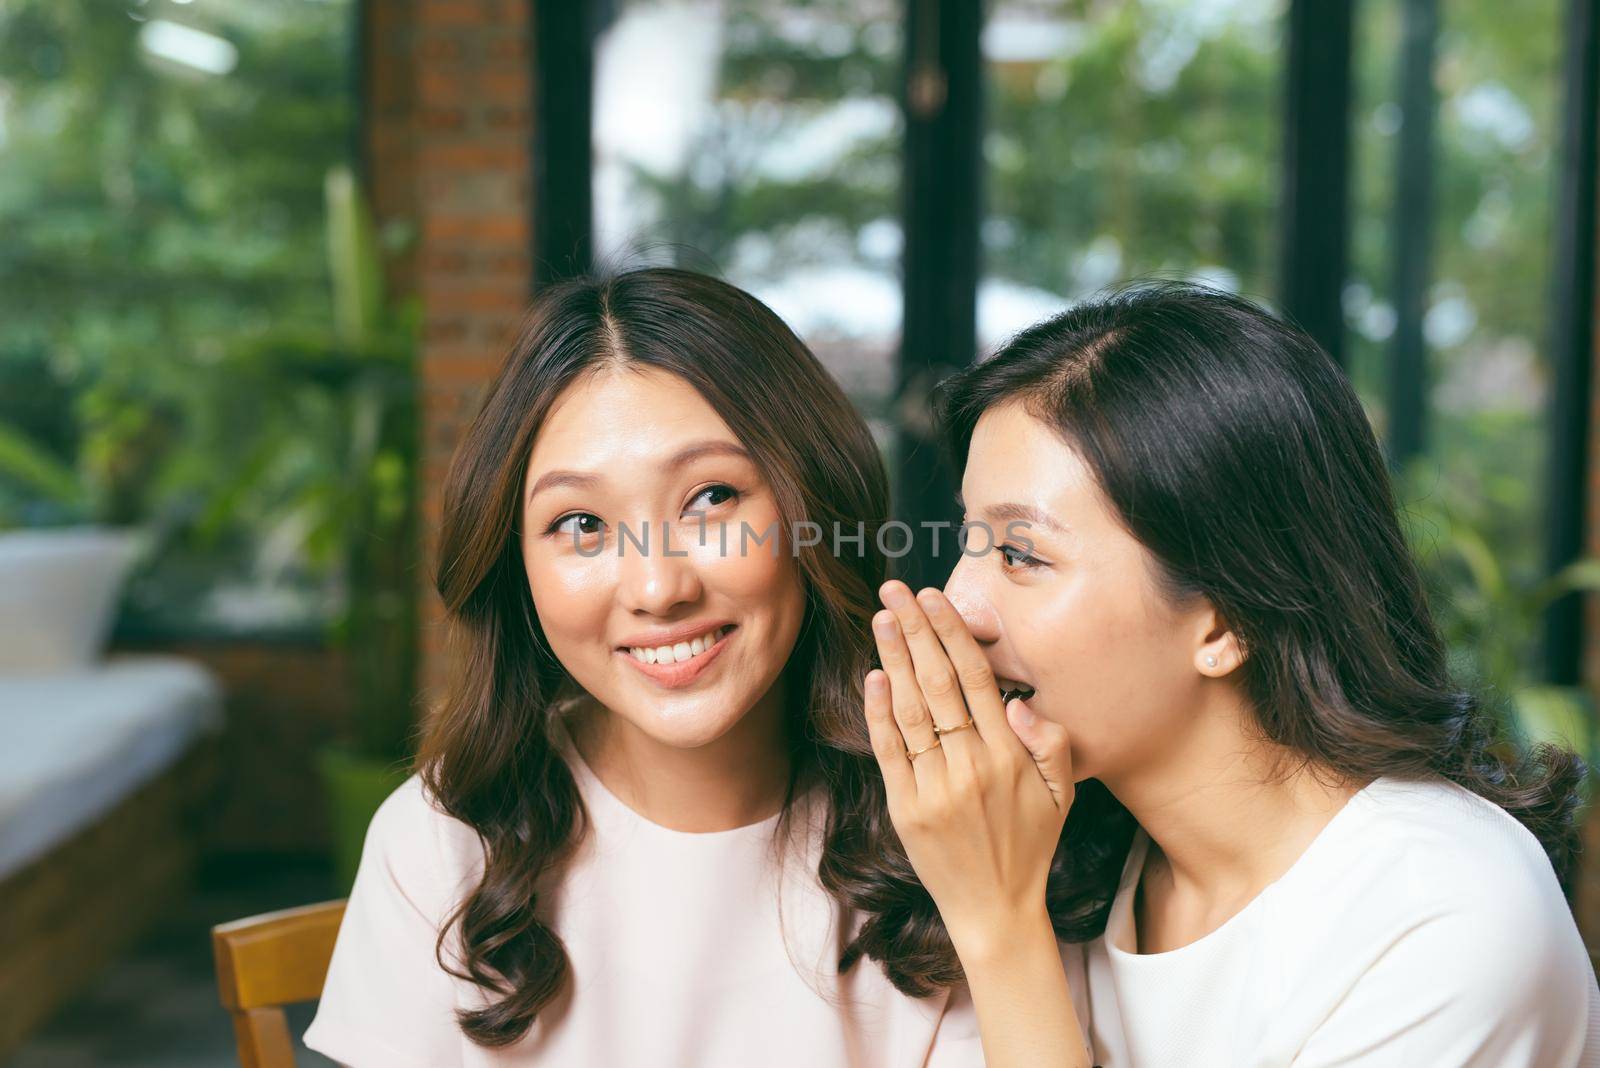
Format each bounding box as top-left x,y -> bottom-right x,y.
613,0 -> 902,281
1399,458 -> 1600,779
1348,0 -> 1562,550
985,0 -> 1282,303
0,0 -> 364,634
594,0 -> 905,420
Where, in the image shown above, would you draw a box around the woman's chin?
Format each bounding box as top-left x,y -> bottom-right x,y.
609,691 -> 755,750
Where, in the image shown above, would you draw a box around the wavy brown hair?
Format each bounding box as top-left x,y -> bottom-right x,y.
416,267 -> 969,1048
937,280 -> 1588,944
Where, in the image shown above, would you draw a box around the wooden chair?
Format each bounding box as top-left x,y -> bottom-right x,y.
212,899 -> 347,1068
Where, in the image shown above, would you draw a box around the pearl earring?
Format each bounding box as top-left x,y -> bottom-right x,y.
1205,654 -> 1219,668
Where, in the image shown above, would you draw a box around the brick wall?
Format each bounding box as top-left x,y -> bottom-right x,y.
363,0 -> 534,715
104,637 -> 354,854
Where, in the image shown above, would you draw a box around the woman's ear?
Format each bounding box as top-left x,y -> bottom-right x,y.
1194,605 -> 1245,676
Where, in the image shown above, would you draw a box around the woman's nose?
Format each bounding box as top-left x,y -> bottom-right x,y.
944,556 -> 999,643
616,521 -> 703,614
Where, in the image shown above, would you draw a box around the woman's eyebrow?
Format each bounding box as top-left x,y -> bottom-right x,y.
985,502 -> 1069,535
526,470 -> 600,503
665,439 -> 751,469
526,439 -> 750,505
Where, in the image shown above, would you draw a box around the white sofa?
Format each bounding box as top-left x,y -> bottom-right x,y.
0,526 -> 225,1053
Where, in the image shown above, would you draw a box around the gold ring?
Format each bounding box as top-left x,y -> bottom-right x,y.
933,718 -> 976,736
905,738 -> 942,761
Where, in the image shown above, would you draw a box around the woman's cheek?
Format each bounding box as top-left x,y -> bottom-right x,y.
696,537 -> 784,596
551,553 -> 617,596
687,505 -> 790,591
526,550 -> 616,643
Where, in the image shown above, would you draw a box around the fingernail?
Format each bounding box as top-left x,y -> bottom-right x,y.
1010,699 -> 1036,727
873,611 -> 897,636
916,588 -> 944,612
880,582 -> 910,607
865,670 -> 886,693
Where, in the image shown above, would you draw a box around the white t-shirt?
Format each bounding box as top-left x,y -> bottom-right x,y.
302,735 -> 984,1067
1062,773 -> 1600,1067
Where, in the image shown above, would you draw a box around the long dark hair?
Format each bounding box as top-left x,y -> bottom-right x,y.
937,280 -> 1587,942
419,267 -> 967,1048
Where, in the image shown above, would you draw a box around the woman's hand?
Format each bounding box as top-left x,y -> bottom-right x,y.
864,579 -> 1075,960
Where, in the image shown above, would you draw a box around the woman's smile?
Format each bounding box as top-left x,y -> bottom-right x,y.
618,622 -> 736,688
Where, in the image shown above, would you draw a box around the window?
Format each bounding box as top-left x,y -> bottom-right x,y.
592,0 -> 904,434
983,0 -> 1285,348
1347,0 -> 1570,694
0,0 -> 365,637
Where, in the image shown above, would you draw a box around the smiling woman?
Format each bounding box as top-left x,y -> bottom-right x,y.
520,368 -> 807,770
299,267 -> 990,1067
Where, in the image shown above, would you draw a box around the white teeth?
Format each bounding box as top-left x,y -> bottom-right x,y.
626,625 -> 729,665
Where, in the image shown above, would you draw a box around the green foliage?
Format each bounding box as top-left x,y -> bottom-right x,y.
1398,457 -> 1600,771
618,0 -> 902,282
0,422 -> 83,512
0,0 -> 421,760
1345,0 -> 1564,591
987,0 -> 1282,299
0,0 -> 363,630
314,164 -> 422,762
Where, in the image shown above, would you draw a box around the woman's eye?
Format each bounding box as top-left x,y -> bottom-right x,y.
550,512 -> 604,538
999,543 -> 1042,570
687,484 -> 738,513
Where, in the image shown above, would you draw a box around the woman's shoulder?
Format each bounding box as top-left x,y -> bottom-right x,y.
1348,774 -> 1563,909
371,770 -> 440,824
367,772 -> 446,841
1246,775 -> 1597,1063
359,771 -> 488,902
1279,773 -> 1589,994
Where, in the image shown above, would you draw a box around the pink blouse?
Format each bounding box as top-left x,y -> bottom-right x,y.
302,731 -> 987,1067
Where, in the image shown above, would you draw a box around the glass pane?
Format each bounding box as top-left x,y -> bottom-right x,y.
593,0 -> 903,430
982,0 -> 1286,351
1348,0 -> 1565,691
